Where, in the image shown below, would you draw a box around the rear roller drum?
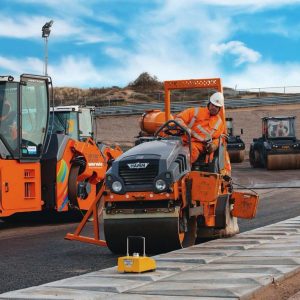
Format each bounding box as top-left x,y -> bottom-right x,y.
267,154 -> 300,170
229,150 -> 245,163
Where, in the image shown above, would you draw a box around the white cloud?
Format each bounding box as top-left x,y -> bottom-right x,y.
165,0 -> 300,9
101,5 -> 233,84
0,15 -> 119,44
13,0 -> 94,17
0,55 -> 43,74
0,55 -> 104,87
224,61 -> 300,89
203,0 -> 300,6
2,0 -> 300,89
210,41 -> 261,65
49,56 -> 103,86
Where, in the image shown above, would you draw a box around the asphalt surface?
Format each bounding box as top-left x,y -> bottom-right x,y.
0,161 -> 300,294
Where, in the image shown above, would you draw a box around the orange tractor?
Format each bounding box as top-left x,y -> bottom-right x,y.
0,74 -> 121,219
67,78 -> 259,253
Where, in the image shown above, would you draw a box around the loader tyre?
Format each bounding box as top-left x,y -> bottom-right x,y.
68,165 -> 80,208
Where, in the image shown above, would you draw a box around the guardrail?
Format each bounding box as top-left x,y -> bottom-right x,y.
94,94 -> 300,116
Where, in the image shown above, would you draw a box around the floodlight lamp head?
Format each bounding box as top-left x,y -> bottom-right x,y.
42,20 -> 54,38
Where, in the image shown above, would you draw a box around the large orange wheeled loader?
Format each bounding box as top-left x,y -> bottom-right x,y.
0,74 -> 121,219
66,78 -> 259,254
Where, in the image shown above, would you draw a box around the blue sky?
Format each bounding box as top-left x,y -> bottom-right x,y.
1,0 -> 300,89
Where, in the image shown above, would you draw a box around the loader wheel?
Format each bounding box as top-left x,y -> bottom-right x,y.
68,165 -> 80,208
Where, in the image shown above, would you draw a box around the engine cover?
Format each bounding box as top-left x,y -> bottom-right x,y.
106,139 -> 190,193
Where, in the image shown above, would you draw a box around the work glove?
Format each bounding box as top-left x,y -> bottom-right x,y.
206,143 -> 218,154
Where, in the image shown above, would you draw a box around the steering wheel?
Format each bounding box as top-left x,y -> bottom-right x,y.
163,122 -> 186,136
154,120 -> 192,155
155,120 -> 186,137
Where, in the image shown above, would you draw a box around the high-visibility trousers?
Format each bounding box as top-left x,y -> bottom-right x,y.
190,142 -> 206,163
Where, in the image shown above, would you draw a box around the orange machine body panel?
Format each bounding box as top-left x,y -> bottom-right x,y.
140,110 -> 174,135
186,171 -> 225,227
0,160 -> 42,217
188,171 -> 222,203
56,138 -> 107,212
56,137 -> 122,212
231,191 -> 259,219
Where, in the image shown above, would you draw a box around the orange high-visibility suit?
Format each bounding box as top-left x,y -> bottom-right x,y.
175,106 -> 224,164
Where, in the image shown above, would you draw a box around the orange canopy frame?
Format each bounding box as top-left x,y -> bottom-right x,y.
164,78 -> 223,123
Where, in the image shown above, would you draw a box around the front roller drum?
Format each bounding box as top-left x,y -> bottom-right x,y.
104,212 -> 196,254
228,150 -> 245,163
267,153 -> 300,170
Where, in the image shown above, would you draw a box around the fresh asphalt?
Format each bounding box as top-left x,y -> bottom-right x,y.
0,161 -> 299,294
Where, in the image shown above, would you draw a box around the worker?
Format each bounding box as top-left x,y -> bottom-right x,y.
275,121 -> 289,137
0,96 -> 18,142
175,92 -> 225,164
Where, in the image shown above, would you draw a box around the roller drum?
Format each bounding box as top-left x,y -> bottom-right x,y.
228,150 -> 245,163
104,217 -> 182,254
104,207 -> 196,254
267,153 -> 300,170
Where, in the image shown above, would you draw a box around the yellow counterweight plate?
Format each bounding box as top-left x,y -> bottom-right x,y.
118,255 -> 156,273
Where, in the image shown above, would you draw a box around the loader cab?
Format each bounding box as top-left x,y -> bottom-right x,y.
50,106 -> 94,141
0,74 -> 50,160
263,116 -> 296,140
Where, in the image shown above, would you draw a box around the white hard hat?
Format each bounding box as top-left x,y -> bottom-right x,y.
209,92 -> 224,107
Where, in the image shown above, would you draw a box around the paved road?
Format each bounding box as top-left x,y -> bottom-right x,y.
0,161 -> 300,294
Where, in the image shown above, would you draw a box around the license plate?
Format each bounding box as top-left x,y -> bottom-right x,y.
281,146 -> 289,149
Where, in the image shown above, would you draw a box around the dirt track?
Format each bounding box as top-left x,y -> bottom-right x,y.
95,103 -> 300,151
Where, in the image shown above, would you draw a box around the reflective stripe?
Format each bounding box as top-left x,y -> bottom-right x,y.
187,107 -> 199,128
191,130 -> 206,142
213,116 -> 222,130
196,124 -> 212,140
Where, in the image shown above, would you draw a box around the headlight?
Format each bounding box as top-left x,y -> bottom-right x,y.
112,181 -> 122,192
155,179 -> 166,191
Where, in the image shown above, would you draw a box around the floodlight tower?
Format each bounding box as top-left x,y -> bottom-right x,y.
42,20 -> 54,76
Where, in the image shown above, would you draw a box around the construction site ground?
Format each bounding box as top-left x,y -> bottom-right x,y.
0,103 -> 300,298
1,181 -> 300,299
0,161 -> 300,300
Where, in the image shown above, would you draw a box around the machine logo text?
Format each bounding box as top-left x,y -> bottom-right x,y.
127,162 -> 149,169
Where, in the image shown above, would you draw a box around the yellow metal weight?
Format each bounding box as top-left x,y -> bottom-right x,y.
117,236 -> 156,273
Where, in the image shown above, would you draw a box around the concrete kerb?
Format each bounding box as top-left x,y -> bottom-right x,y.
2,216 -> 300,299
